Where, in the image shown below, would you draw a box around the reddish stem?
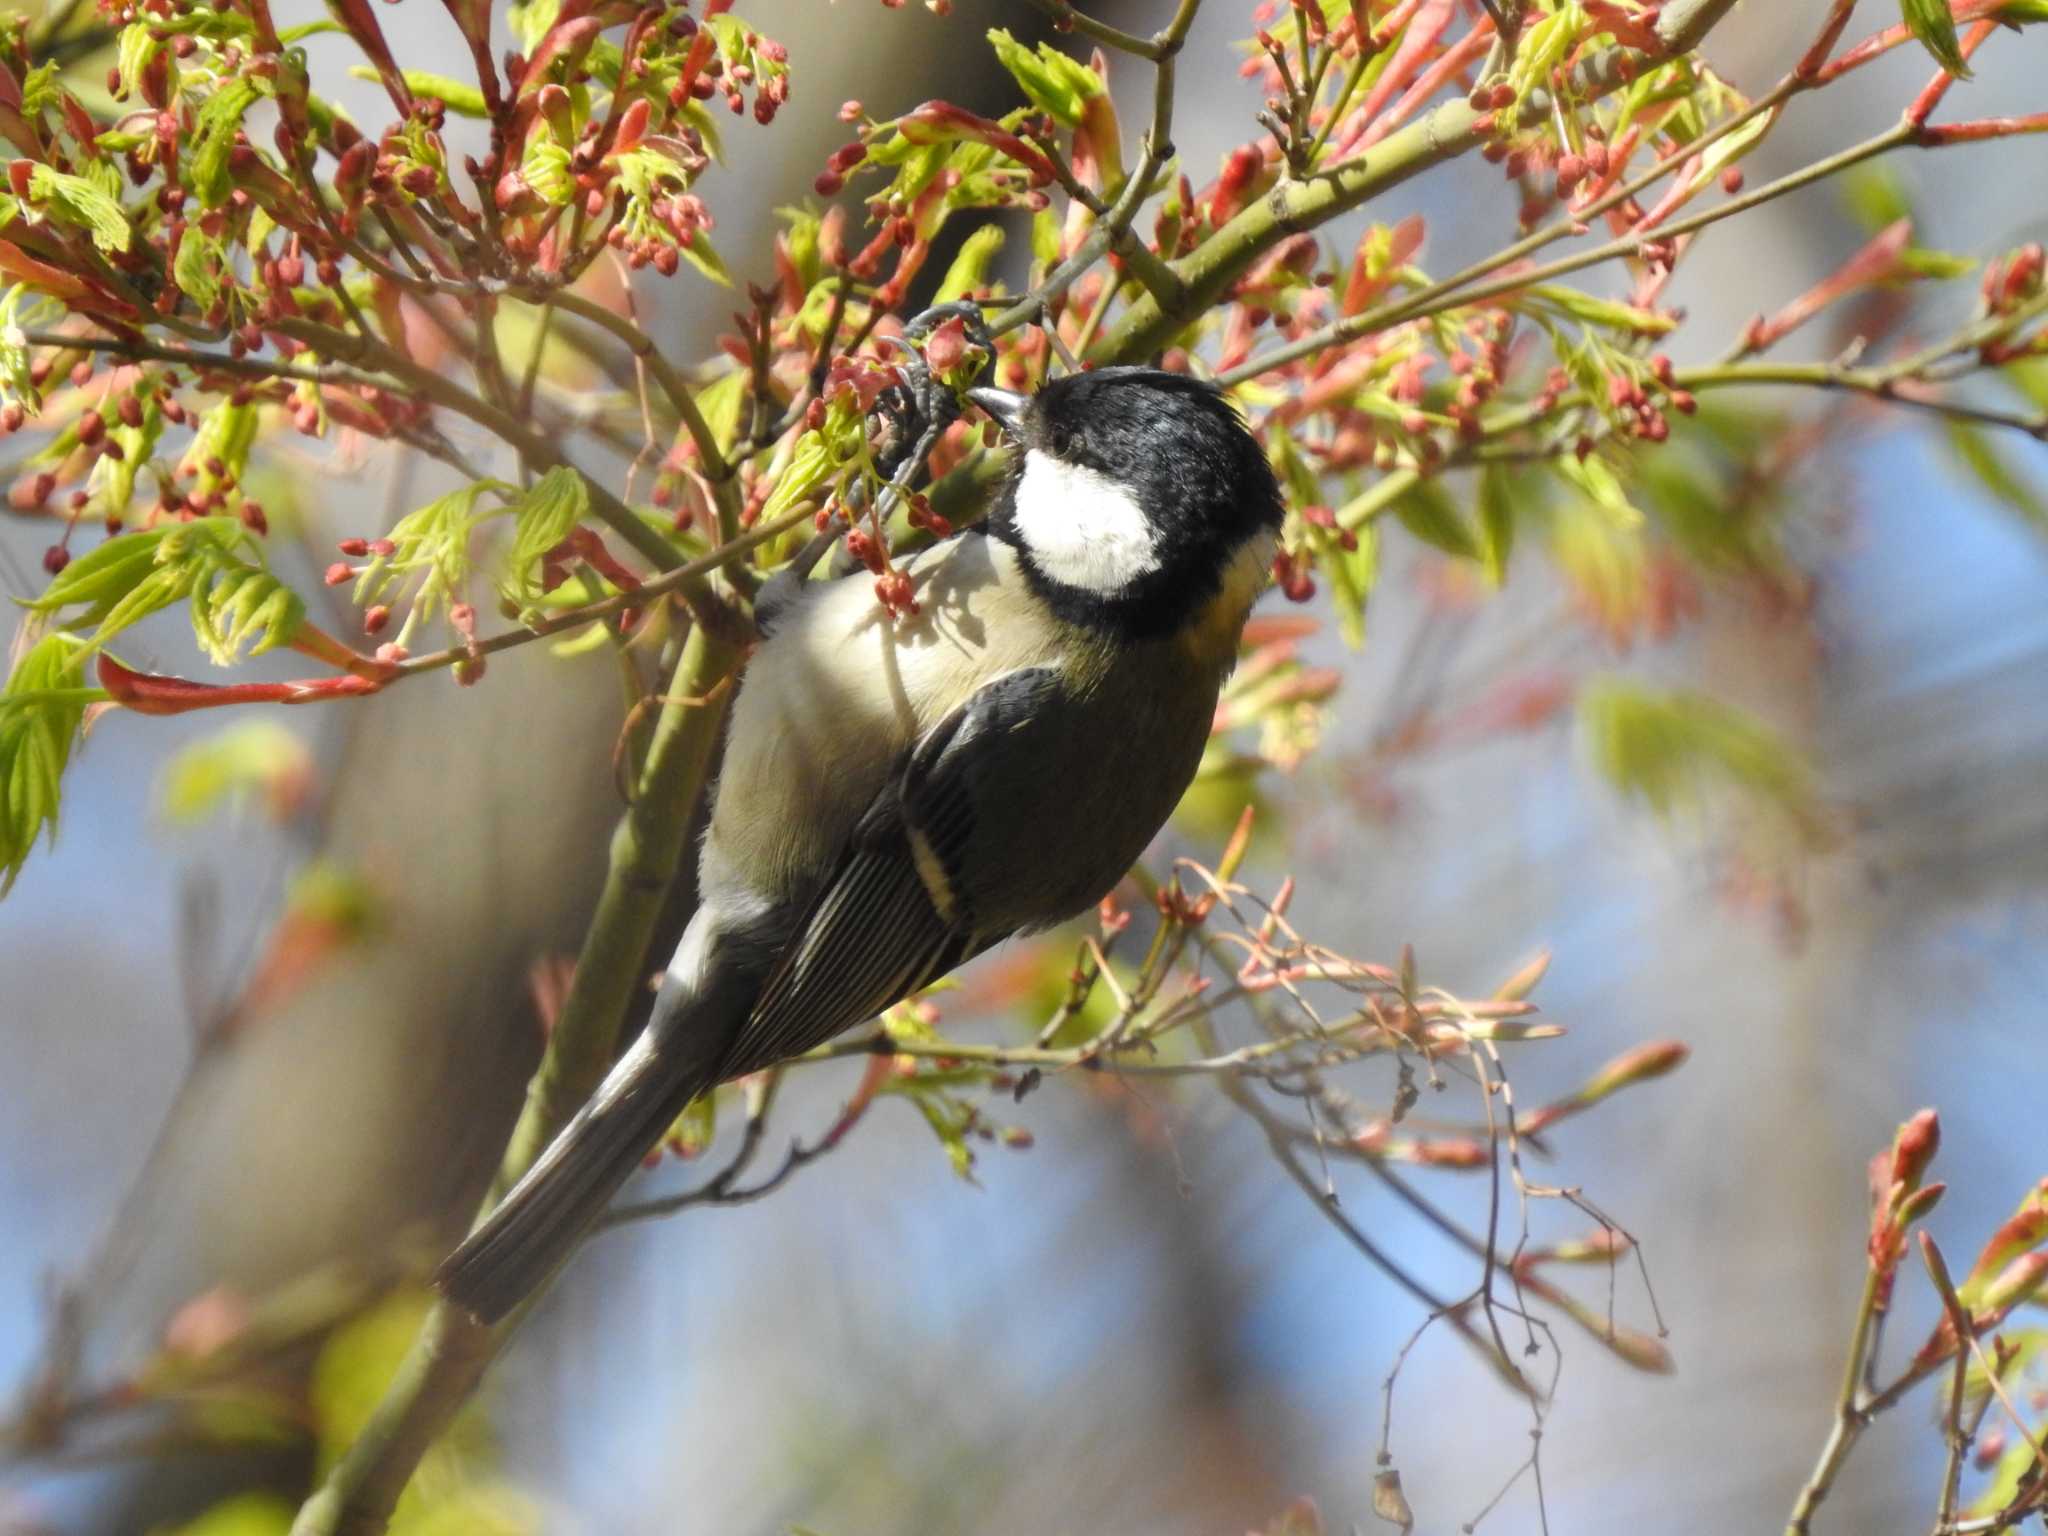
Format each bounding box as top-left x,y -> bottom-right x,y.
97,654 -> 387,715
1906,19 -> 1998,127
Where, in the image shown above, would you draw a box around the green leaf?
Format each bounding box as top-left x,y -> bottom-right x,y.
676,232 -> 732,288
26,166 -> 130,253
778,205 -> 822,290
1,632 -> 99,894
1896,247 -> 1976,280
507,0 -> 562,51
1393,480 -> 1479,560
935,224 -> 1005,303
1554,452 -> 1646,526
1509,3 -> 1581,102
23,517 -> 298,662
521,136 -> 573,206
1993,0 -> 2048,17
1029,208 -> 1062,270
1528,283 -> 1677,337
1324,518 -> 1378,649
1945,421 -> 2048,533
1900,0 -> 1972,76
190,77 -> 264,209
347,67 -> 489,118
1477,464 -> 1515,585
276,18 -> 350,42
21,526 -> 170,624
1840,164 -> 1914,233
189,562 -> 305,666
1580,681 -> 1827,840
664,1092 -> 717,1159
879,1074 -> 983,1183
94,389 -> 163,516
310,1292 -> 434,1466
500,468 -> 590,605
986,29 -> 1103,127
2001,356 -> 2048,416
0,284 -> 41,412
691,370 -> 748,457
173,226 -> 225,311
116,24 -> 174,108
157,1492 -> 294,1536
157,720 -> 313,825
352,479 -> 510,628
759,431 -> 839,523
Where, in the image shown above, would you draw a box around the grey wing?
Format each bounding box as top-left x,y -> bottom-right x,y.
711,666 -> 1063,1083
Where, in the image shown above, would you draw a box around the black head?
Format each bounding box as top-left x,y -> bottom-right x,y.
970,367 -> 1284,641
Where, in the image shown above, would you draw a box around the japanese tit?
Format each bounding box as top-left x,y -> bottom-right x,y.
437,366 -> 1285,1322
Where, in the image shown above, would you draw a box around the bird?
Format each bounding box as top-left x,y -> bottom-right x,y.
436,364 -> 1286,1322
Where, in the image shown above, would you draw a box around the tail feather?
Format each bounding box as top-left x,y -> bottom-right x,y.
435,973 -> 736,1323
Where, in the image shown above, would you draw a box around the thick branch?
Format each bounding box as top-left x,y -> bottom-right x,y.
288,621 -> 740,1536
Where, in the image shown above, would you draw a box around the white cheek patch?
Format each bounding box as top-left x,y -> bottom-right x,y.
1010,450 -> 1160,593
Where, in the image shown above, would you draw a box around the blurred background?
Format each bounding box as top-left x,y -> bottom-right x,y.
3,2 -> 2045,1532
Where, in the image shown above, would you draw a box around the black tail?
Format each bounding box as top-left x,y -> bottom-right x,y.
435,971 -> 738,1323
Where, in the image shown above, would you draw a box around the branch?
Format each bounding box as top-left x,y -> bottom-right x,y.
386,505 -> 815,682
288,622 -> 741,1536
1093,0 -> 1746,364
537,287 -> 743,528
1020,0 -> 1172,60
1679,362 -> 2048,440
1784,1258 -> 1884,1534
20,324 -> 685,576
992,0 -> 1200,337
271,319 -> 686,574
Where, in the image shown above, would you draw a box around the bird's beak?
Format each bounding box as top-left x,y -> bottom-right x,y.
966,386 -> 1029,440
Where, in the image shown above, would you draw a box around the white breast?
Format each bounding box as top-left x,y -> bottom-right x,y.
1009,450 -> 1160,593
699,535 -> 1064,913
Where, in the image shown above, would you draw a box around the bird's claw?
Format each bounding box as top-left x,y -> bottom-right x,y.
871,300 -> 998,480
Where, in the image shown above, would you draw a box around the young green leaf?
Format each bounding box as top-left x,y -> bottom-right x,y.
188,563 -> 305,667
935,224 -> 1006,303
1477,464 -> 1516,585
23,518 -> 301,663
0,632 -> 100,894
346,67 -> 490,117
1945,420 -> 2048,533
986,30 -> 1104,128
352,479 -> 511,637
1581,681 -> 1828,841
156,720 -> 314,826
1900,0 -> 1973,76
1323,520 -> 1378,649
675,232 -> 732,288
189,77 -> 265,209
26,167 -> 131,254
1394,480 -> 1480,561
173,227 -> 226,312
758,430 -> 841,523
500,468 -> 591,605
